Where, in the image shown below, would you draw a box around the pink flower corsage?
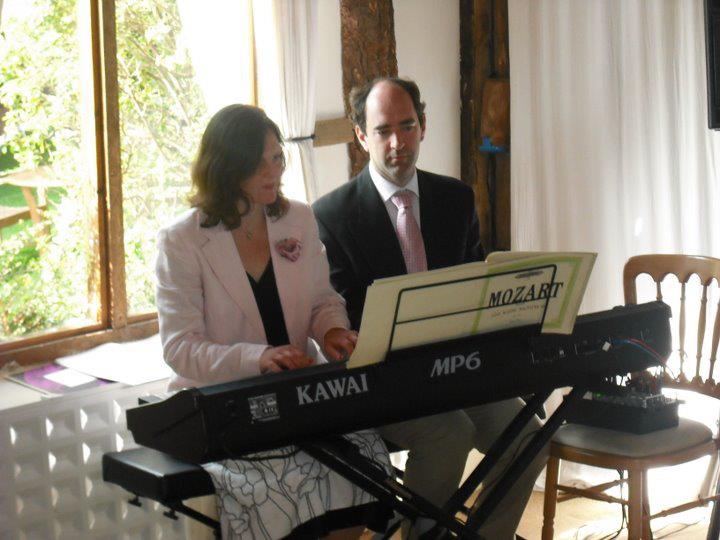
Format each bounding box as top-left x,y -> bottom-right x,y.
275,237 -> 302,262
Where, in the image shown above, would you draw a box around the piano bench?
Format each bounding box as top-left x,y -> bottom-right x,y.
102,447 -> 215,505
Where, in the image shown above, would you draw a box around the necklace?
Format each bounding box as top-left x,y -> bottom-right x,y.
241,210 -> 263,240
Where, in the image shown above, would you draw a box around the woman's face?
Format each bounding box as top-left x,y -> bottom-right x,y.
242,131 -> 284,206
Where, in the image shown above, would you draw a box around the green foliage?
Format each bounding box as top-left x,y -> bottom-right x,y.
0,0 -> 78,173
0,146 -> 20,171
0,0 -> 206,338
0,184 -> 26,207
0,221 -> 83,336
115,0 -> 207,314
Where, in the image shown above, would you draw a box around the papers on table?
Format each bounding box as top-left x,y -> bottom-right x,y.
43,368 -> 97,387
56,334 -> 172,386
347,251 -> 596,368
8,363 -> 109,396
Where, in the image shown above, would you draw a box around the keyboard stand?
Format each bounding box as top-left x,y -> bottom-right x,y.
299,386 -> 586,539
464,387 -> 584,530
103,386 -> 583,539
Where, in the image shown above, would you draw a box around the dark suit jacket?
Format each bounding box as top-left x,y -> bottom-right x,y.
313,166 -> 485,330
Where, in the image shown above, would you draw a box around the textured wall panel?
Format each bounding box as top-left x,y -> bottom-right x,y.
1,381 -> 187,539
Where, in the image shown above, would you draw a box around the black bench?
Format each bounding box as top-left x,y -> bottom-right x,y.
102,447 -> 220,535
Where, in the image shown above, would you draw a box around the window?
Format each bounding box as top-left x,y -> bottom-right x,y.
115,0 -> 209,316
1,0 -> 102,345
0,0 -> 222,362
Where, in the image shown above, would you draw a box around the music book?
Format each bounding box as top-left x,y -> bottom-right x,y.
347,251 -> 596,368
8,363 -> 110,395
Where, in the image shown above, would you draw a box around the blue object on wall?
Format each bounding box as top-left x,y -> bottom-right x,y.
477,136 -> 507,154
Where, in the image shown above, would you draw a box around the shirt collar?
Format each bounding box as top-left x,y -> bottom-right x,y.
368,161 -> 420,203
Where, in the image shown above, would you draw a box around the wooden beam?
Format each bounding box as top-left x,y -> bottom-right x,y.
461,0 -> 492,252
460,0 -> 511,253
313,117 -> 354,148
493,0 -> 511,250
340,0 -> 397,178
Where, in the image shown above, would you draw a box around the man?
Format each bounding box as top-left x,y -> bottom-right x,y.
312,77 -> 544,539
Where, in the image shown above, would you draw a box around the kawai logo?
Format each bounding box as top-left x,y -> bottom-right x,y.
296,373 -> 369,405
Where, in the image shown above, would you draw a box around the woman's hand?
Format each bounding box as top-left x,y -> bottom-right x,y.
323,327 -> 358,362
259,345 -> 314,373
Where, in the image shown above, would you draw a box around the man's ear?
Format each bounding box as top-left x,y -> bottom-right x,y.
355,125 -> 369,151
419,114 -> 427,142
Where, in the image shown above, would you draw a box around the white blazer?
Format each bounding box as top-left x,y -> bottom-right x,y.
155,200 -> 349,390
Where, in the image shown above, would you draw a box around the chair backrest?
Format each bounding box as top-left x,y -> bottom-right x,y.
623,254 -> 720,397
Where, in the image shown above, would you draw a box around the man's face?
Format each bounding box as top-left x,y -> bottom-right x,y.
356,81 -> 425,187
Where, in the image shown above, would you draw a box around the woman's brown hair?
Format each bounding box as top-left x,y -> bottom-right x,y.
189,104 -> 289,229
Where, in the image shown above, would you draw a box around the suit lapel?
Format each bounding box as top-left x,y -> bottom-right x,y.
200,223 -> 266,339
418,171 -> 446,270
348,169 -> 407,278
267,214 -> 300,346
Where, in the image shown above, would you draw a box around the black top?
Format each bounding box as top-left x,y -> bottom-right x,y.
247,260 -> 290,347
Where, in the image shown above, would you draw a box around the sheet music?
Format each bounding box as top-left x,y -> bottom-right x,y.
56,334 -> 172,385
347,252 -> 596,368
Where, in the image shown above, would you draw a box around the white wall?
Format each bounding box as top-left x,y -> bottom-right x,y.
394,0 -> 461,179
312,0 -> 461,199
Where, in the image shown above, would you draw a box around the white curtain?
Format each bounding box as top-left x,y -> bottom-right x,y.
177,0 -> 255,115
509,0 -> 720,314
511,0 -> 720,506
255,0 -> 318,203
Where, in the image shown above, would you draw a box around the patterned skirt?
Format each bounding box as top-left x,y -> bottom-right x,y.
203,430 -> 392,539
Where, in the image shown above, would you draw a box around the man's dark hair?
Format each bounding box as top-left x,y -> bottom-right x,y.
189,104 -> 288,229
349,77 -> 426,133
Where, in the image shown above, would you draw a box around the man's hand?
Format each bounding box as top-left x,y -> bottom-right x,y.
323,327 -> 358,361
259,345 -> 314,373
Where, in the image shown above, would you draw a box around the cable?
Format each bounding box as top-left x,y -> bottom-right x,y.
218,428 -> 300,461
653,518 -> 703,539
237,447 -> 301,461
611,338 -> 663,363
597,469 -> 627,540
471,427 -> 542,497
626,338 -> 665,363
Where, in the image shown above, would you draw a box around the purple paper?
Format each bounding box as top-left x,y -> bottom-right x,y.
12,364 -> 110,394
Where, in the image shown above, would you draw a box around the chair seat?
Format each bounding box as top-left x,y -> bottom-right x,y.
553,417 -> 713,458
102,447 -> 215,504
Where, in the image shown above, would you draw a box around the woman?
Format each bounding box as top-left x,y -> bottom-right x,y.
155,104 -> 391,539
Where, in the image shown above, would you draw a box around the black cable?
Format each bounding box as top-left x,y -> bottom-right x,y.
470,427 -> 542,498
285,134 -> 314,143
238,447 -> 301,461
218,426 -> 300,461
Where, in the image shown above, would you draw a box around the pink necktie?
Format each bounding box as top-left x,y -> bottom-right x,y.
391,190 -> 427,273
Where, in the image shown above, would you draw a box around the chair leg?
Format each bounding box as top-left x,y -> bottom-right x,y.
542,456 -> 560,540
701,448 -> 719,500
628,470 -> 644,540
641,470 -> 652,540
708,459 -> 720,540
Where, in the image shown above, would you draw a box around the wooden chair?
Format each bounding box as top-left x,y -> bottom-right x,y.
542,254 -> 720,540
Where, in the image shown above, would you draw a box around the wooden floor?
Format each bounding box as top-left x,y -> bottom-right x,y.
517,490 -> 710,539
362,490 -> 711,539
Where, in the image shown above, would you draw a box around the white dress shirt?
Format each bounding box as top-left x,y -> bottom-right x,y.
368,161 -> 421,233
